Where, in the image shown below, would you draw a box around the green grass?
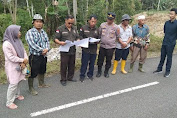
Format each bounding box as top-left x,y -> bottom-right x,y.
0,70 -> 7,84
149,34 -> 163,52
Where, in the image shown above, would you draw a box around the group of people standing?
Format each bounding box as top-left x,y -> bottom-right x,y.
2,8 -> 177,109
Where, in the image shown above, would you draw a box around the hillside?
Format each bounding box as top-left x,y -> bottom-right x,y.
132,11 -> 169,38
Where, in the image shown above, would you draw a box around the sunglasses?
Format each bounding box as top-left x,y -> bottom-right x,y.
68,22 -> 74,25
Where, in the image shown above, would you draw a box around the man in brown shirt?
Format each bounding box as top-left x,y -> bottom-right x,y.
54,15 -> 80,86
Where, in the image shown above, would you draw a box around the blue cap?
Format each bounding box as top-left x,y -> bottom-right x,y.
107,12 -> 116,20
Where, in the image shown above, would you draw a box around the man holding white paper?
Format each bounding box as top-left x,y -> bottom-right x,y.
54,15 -> 80,86
79,15 -> 99,82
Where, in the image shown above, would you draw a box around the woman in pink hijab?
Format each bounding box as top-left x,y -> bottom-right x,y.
3,25 -> 28,109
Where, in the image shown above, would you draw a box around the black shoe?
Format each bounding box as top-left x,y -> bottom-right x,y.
153,69 -> 162,74
60,81 -> 67,86
68,79 -> 77,82
164,71 -> 170,78
104,73 -> 109,78
96,71 -> 102,78
80,78 -> 84,82
88,76 -> 94,81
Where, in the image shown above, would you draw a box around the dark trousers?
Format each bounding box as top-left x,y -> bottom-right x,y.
29,55 -> 47,78
97,47 -> 115,71
115,48 -> 129,61
80,50 -> 97,79
60,53 -> 76,81
157,45 -> 175,72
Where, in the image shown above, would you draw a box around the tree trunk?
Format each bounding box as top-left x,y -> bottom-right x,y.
7,0 -> 17,24
73,0 -> 77,25
3,0 -> 6,13
113,0 -> 115,10
26,0 -> 31,17
66,1 -> 70,15
41,0 -> 51,23
14,0 -> 17,24
31,2 -> 34,17
157,0 -> 161,11
85,0 -> 88,24
106,0 -> 108,13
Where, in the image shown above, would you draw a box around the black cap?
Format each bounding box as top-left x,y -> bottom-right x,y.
107,12 -> 116,20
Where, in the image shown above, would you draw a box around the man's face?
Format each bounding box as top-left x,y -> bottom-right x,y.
65,18 -> 75,28
33,20 -> 43,29
169,11 -> 176,20
122,19 -> 129,26
89,18 -> 97,28
107,18 -> 114,24
138,19 -> 145,25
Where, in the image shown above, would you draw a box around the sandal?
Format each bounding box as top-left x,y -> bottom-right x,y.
7,103 -> 18,109
17,95 -> 24,101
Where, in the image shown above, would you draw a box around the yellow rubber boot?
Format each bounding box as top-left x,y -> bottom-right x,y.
121,60 -> 127,74
111,60 -> 118,75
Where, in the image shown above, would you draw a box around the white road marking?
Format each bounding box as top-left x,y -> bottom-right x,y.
30,81 -> 159,117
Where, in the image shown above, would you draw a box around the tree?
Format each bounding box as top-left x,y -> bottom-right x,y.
73,0 -> 77,24
4,0 -> 18,24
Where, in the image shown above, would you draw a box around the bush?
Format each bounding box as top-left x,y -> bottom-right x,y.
0,45 -> 6,84
0,14 -> 13,44
149,34 -> 163,52
16,8 -> 33,43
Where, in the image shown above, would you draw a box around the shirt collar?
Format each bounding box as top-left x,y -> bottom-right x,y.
32,27 -> 44,33
169,19 -> 176,23
64,24 -> 74,30
120,23 -> 130,29
137,24 -> 145,28
87,24 -> 96,30
106,22 -> 115,26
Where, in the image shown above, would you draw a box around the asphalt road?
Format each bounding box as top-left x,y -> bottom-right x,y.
1,55 -> 177,118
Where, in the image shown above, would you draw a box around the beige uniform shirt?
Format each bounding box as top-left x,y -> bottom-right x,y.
99,22 -> 119,49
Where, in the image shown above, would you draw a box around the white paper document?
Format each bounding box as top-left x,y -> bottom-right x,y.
89,38 -> 100,43
59,38 -> 90,52
59,40 -> 74,52
74,38 -> 89,48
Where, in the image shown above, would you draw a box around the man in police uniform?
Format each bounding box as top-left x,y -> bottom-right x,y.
96,12 -> 119,78
79,15 -> 99,82
54,15 -> 80,86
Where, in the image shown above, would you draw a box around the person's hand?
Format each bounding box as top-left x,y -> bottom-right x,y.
60,41 -> 66,46
20,63 -> 26,70
130,46 -> 134,52
137,38 -> 141,44
42,49 -> 48,56
77,39 -> 80,41
121,42 -> 127,49
144,45 -> 149,51
23,58 -> 28,64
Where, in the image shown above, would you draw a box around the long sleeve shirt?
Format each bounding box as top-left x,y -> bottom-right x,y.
25,28 -> 50,56
163,20 -> 177,45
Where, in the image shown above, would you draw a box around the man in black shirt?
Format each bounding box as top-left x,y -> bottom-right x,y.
54,15 -> 80,86
79,15 -> 99,82
153,8 -> 177,77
